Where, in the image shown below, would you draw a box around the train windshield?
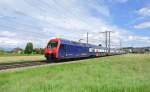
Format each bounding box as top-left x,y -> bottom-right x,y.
47,41 -> 58,49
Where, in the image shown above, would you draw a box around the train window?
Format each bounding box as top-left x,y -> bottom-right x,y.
47,41 -> 58,49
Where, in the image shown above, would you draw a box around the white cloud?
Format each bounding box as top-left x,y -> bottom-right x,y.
109,0 -> 128,3
128,35 -> 150,41
0,31 -> 16,37
0,37 -> 20,46
134,21 -> 150,29
0,0 -> 149,49
127,35 -> 150,47
137,4 -> 150,16
134,4 -> 150,30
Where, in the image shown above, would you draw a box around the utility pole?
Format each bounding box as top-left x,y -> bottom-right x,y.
87,32 -> 88,45
105,32 -> 108,53
100,30 -> 114,54
120,39 -> 122,53
120,39 -> 122,49
100,31 -> 107,53
108,31 -> 111,53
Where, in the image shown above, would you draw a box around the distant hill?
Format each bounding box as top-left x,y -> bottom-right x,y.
0,47 -> 13,52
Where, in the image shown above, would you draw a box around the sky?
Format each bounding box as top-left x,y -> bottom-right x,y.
0,0 -> 150,50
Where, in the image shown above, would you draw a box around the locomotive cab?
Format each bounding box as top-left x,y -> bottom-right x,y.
47,41 -> 58,49
44,38 -> 60,61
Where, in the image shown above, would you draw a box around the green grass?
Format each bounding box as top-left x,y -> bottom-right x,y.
0,55 -> 45,64
0,54 -> 150,92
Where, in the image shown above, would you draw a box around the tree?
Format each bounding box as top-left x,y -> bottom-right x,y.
33,48 -> 44,54
40,48 -> 44,54
24,42 -> 33,54
33,48 -> 40,54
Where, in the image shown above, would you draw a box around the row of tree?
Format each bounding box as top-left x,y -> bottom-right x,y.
11,42 -> 44,54
24,42 -> 44,54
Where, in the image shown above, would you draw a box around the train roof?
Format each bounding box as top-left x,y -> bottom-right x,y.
59,38 -> 102,48
49,38 -> 107,49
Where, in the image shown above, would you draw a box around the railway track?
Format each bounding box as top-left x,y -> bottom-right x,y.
0,54 -> 123,71
0,61 -> 48,70
0,57 -> 92,71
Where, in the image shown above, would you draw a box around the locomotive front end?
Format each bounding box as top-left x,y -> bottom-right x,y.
44,38 -> 60,61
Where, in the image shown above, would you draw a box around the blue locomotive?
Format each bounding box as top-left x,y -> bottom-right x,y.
44,38 -> 123,61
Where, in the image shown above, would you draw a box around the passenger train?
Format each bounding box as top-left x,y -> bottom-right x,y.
44,38 -> 125,61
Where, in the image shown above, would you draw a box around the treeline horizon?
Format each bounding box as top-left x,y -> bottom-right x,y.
0,42 -> 44,55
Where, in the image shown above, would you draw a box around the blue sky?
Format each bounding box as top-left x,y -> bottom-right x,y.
0,0 -> 150,50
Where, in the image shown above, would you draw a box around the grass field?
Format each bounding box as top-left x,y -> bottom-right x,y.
0,55 -> 45,64
0,54 -> 150,92
0,51 -> 42,57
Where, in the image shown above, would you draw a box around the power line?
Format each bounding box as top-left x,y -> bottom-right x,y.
87,32 -> 88,45
100,30 -> 114,54
120,39 -> 122,49
108,31 -> 111,53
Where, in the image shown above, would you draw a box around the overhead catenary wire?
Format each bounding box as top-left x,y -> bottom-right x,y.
99,30 -> 114,54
